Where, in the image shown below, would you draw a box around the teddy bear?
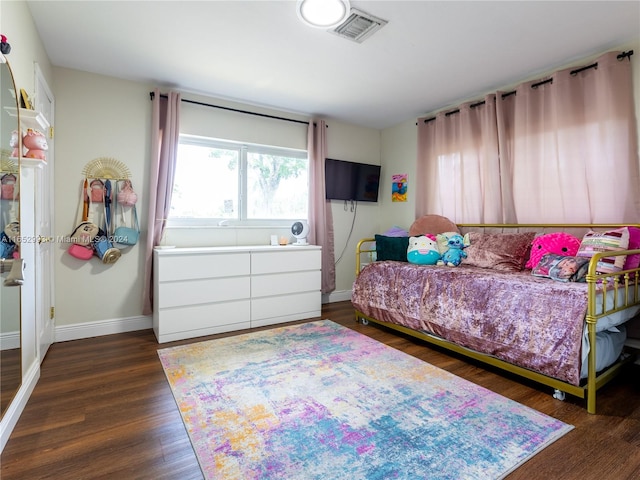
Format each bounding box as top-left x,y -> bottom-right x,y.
407,234 -> 441,265
22,128 -> 48,160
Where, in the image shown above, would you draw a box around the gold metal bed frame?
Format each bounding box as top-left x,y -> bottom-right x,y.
354,224 -> 640,414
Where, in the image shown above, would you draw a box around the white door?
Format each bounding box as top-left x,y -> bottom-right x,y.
33,64 -> 55,362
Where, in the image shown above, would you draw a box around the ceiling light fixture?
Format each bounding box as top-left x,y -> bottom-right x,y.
297,0 -> 351,29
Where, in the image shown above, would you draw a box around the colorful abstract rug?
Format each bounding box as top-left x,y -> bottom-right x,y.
158,320 -> 573,479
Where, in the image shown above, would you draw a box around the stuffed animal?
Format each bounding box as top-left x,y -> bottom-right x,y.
9,130 -> 21,157
407,234 -> 441,265
23,129 -> 48,160
525,232 -> 581,269
436,232 -> 470,266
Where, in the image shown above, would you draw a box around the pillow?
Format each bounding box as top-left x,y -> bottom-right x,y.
407,235 -> 441,265
409,214 -> 458,237
464,232 -> 537,272
525,232 -> 581,269
531,253 -> 590,282
576,227 -> 629,274
382,226 -> 409,237
374,234 -> 409,262
623,226 -> 640,270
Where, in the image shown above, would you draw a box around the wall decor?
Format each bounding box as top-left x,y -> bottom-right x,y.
392,173 -> 407,202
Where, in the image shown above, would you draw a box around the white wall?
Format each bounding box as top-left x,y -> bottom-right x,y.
325,122 -> 381,295
50,67 -> 383,326
52,68 -> 151,327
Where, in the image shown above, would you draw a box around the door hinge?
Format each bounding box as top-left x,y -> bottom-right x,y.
49,126 -> 54,139
50,306 -> 55,319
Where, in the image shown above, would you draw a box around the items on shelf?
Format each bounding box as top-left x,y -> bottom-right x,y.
22,128 -> 48,160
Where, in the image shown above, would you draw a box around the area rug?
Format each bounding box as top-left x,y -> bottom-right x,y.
158,320 -> 573,480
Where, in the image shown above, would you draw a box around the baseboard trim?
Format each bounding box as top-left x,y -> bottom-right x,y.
0,330 -> 20,350
53,294 -> 354,343
0,359 -> 39,453
322,289 -> 352,304
55,315 -> 153,342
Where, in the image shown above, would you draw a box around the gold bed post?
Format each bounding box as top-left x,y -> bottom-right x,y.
585,252 -> 604,414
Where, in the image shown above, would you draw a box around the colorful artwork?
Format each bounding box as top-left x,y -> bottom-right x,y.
392,174 -> 407,202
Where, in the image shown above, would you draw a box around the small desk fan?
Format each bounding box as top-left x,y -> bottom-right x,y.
291,221 -> 309,245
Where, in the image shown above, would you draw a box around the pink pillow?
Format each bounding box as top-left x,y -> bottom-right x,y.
409,215 -> 458,237
624,226 -> 640,270
525,232 -> 581,269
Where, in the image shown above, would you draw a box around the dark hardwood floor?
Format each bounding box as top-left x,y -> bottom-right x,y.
2,301 -> 640,479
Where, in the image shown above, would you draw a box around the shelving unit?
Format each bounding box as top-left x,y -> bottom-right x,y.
4,106 -> 50,131
3,107 -> 50,167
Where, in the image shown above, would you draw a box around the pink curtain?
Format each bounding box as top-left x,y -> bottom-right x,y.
142,89 -> 181,315
498,51 -> 640,223
417,95 -> 503,223
417,51 -> 639,224
307,119 -> 335,294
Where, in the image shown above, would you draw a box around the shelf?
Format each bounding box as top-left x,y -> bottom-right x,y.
21,157 -> 47,169
3,106 -> 50,131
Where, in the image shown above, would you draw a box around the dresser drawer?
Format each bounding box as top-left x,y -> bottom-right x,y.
251,270 -> 321,298
158,252 -> 250,281
251,249 -> 321,274
158,276 -> 250,309
251,291 -> 321,322
157,300 -> 251,335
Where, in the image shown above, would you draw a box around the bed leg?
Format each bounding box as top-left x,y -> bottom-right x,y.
552,389 -> 566,401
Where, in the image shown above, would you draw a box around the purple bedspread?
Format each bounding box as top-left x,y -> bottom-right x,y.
351,261 -> 591,385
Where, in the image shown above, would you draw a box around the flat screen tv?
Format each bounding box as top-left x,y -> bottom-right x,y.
325,158 -> 381,203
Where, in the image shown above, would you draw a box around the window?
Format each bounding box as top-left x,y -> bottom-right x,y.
169,135 -> 309,226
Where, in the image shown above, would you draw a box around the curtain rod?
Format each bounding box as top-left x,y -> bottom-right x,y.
149,92 -> 312,126
420,50 -> 634,124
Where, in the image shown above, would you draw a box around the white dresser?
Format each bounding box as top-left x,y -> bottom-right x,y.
153,245 -> 322,343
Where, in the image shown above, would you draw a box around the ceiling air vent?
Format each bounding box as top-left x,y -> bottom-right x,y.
330,8 -> 388,43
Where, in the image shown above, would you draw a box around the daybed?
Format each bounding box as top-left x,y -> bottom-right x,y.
351,219 -> 640,414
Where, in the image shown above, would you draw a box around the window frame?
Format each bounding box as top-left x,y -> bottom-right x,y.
168,135 -> 309,228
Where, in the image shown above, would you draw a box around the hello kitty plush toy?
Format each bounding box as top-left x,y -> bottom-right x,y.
23,128 -> 48,160
407,234 -> 441,265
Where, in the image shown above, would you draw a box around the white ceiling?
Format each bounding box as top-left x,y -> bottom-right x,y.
26,1 -> 640,130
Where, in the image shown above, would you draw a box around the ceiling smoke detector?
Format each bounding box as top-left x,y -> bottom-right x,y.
330,8 -> 388,43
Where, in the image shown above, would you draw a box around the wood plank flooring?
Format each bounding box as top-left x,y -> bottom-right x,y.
2,301 -> 640,479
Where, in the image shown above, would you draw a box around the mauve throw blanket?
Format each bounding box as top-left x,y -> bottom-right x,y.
352,261 -> 591,386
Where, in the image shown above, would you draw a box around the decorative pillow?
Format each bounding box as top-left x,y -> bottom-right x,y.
382,226 -> 409,237
464,232 -> 537,272
409,214 -> 458,237
576,227 -> 629,274
407,235 -> 441,265
532,253 -> 590,282
374,234 -> 409,262
525,232 -> 581,269
623,226 -> 640,271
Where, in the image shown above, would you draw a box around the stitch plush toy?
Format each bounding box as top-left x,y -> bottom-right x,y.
407,234 -> 441,265
436,232 -> 470,266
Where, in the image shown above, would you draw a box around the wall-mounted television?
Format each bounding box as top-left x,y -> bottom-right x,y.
325,158 -> 381,203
